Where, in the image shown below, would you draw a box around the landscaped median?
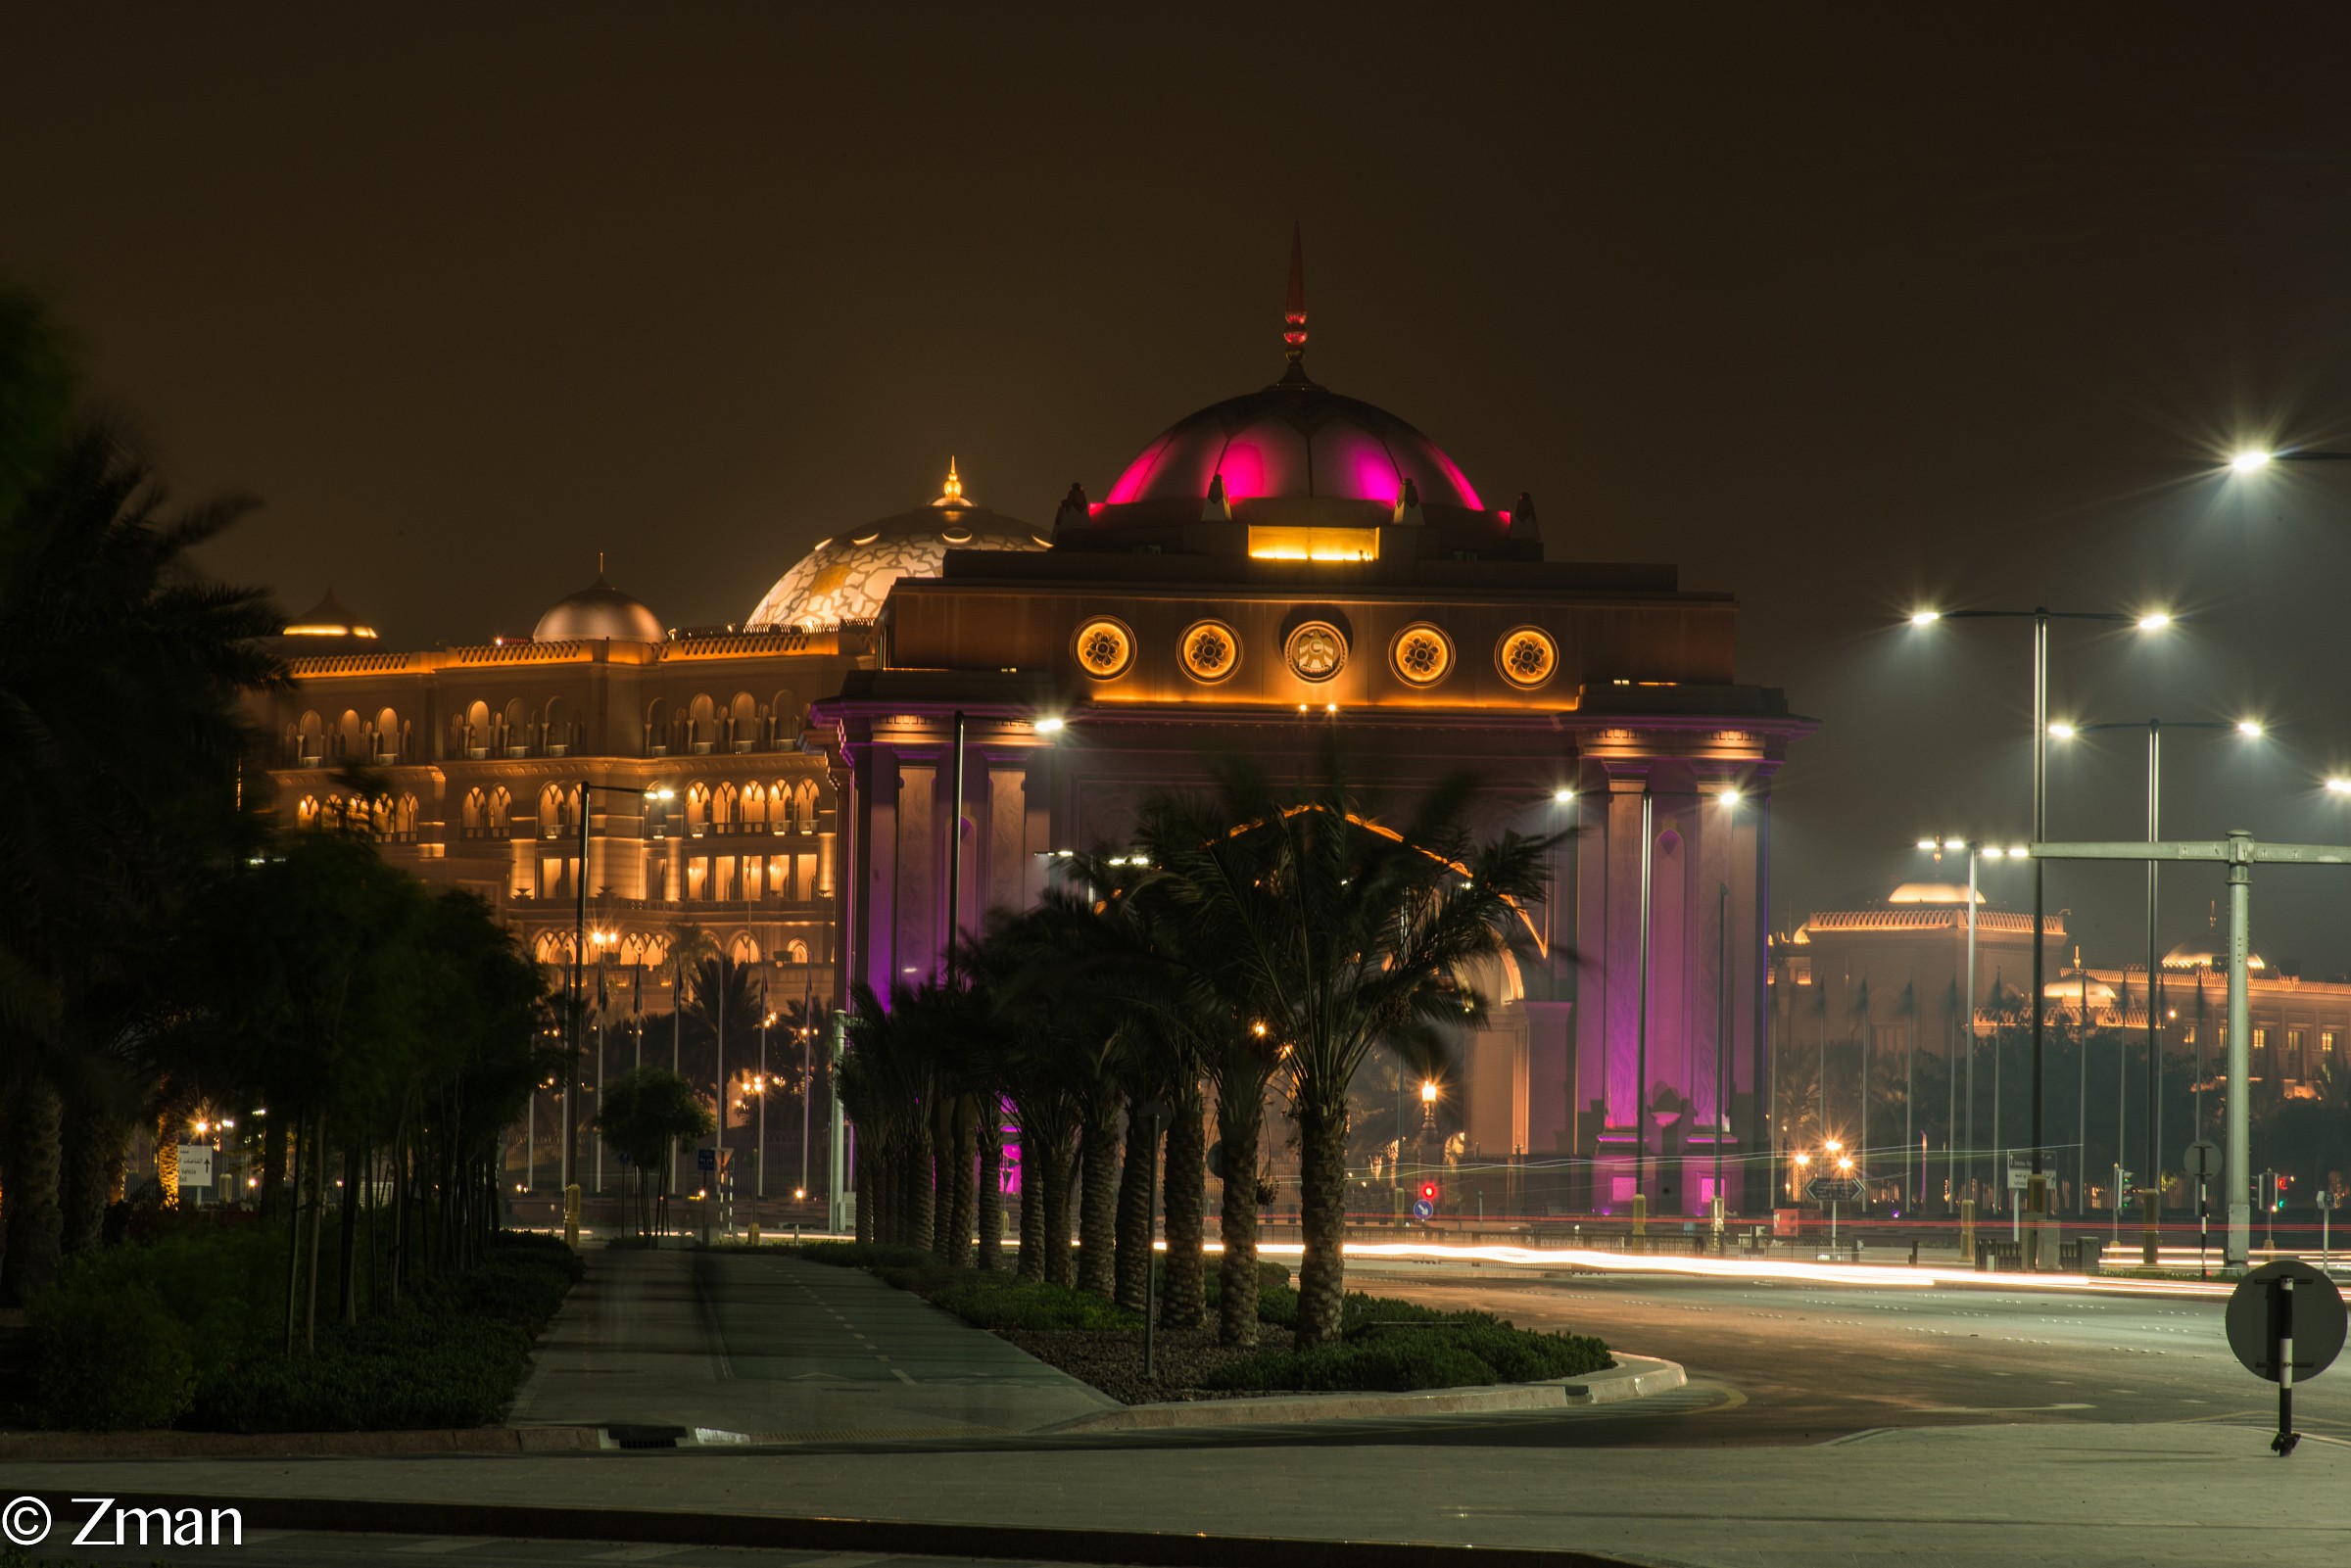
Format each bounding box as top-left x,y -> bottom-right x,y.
778,1241 -> 1628,1413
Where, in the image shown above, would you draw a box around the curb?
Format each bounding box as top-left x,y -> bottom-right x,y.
0,1490 -> 1655,1568
1043,1354 -> 1684,1433
0,1426 -> 603,1462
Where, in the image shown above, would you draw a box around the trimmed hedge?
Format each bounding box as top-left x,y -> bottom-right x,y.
25,1228 -> 583,1432
1204,1319 -> 1610,1393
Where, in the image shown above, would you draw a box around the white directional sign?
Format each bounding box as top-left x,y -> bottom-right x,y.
175,1144 -> 214,1187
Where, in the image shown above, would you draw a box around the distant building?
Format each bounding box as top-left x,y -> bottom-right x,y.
258,250 -> 1817,1215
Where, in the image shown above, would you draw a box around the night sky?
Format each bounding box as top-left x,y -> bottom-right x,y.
9,8 -> 2351,971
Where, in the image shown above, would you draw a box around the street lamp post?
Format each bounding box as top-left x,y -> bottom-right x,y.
1908,606 -> 2168,1264
2050,718 -> 2262,1235
562,782 -> 676,1243
1918,838 -> 2027,1213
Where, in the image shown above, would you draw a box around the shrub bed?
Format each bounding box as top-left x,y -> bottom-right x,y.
791,1243 -> 1607,1402
25,1226 -> 583,1432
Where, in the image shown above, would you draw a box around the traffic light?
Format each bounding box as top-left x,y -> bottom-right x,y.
2275,1173 -> 2291,1212
1418,1180 -> 1440,1206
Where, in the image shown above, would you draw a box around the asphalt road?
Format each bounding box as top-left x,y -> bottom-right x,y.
1345,1260 -> 2327,1446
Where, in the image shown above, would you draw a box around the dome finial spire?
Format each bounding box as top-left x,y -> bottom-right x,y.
932,456 -> 970,508
1280,221 -> 1309,380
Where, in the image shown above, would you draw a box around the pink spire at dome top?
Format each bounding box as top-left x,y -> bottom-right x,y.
1099,230 -> 1484,514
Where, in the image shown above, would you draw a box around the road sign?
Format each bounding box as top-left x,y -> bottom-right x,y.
2228,1260 -> 2346,1382
175,1145 -> 214,1187
2184,1139 -> 2222,1179
1805,1176 -> 1864,1204
696,1148 -> 717,1171
2319,1191 -> 2338,1212
1413,1198 -> 1435,1219
2227,1259 -> 2348,1456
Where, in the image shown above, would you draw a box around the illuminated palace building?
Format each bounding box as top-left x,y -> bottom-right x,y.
260,258 -> 1810,1216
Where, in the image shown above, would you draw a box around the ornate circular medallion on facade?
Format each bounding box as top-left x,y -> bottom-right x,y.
1283,620 -> 1349,683
1179,619 -> 1242,683
1388,623 -> 1453,687
1496,626 -> 1559,689
1073,617 -> 1135,680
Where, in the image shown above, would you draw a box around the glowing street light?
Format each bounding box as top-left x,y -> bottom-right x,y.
1033,716 -> 1066,736
2236,719 -> 2265,738
2327,777 -> 2351,795
2047,722 -> 2077,740
1908,609 -> 1941,627
2231,449 -> 2274,474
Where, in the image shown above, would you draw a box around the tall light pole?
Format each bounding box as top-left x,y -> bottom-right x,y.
1908,606 -> 2170,1263
1917,838 -> 2026,1211
563,782 -> 676,1230
2050,716 -> 2264,1226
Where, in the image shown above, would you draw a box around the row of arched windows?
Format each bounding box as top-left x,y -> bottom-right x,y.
647,691 -> 801,757
528,929 -> 813,968
450,697 -> 584,760
667,780 -> 823,836
286,708 -> 407,766
295,792 -> 420,839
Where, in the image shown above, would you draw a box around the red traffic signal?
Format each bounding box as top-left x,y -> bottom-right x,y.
1418,1181 -> 1440,1203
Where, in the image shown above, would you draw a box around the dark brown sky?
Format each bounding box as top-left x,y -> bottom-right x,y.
9,6 -> 2351,968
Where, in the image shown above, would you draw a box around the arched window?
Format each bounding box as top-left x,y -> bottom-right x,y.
488,786 -> 512,832
503,698 -> 529,754
374,707 -> 400,761
645,698 -> 669,756
544,695 -> 569,755
462,789 -> 486,832
742,783 -> 767,831
397,793 -> 418,835
729,691 -> 757,751
369,793 -> 395,835
787,939 -> 809,964
688,693 -> 716,752
534,930 -> 569,964
540,783 -> 578,835
323,793 -> 348,830
775,780 -> 795,831
297,795 -> 320,828
730,932 -> 761,966
770,689 -> 797,745
642,933 -> 669,968
298,711 -> 324,763
794,781 -> 820,832
713,782 -> 739,831
339,710 -> 362,759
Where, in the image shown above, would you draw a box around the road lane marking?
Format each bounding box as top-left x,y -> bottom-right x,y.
1920,1402 -> 2094,1413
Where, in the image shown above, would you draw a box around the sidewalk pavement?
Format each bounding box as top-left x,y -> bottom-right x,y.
506,1246 -> 1114,1441
2,1420 -> 2343,1567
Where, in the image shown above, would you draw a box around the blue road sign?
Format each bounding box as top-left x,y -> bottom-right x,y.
1413,1198 -> 1435,1219
696,1148 -> 717,1171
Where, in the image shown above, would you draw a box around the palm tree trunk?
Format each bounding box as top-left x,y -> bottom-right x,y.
1216,1085 -> 1263,1349
1113,1111 -> 1152,1310
0,1071 -> 64,1305
1161,1087 -> 1207,1330
851,1135 -> 875,1245
1292,1095 -> 1350,1351
905,1118 -> 936,1251
976,1098 -> 1003,1272
1042,1132 -> 1076,1288
1014,1103 -> 1044,1279
1076,1096 -> 1121,1297
303,1109 -> 329,1352
945,1101 -> 977,1268
337,1140 -> 362,1324
930,1103 -> 952,1258
59,1086 -> 119,1259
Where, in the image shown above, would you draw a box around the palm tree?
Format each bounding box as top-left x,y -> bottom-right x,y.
1141,762 -> 1552,1351
0,408 -> 278,1303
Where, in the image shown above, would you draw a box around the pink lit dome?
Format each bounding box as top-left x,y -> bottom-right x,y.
1103,383 -> 1483,512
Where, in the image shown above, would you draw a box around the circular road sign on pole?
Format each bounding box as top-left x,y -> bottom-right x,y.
2226,1259 -> 2348,1457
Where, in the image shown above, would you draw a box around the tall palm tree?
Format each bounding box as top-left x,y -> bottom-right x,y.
1142,762 -> 1553,1351
0,415 -> 277,1303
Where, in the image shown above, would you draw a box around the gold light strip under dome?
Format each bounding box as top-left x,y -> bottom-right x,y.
1247,524 -> 1379,562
